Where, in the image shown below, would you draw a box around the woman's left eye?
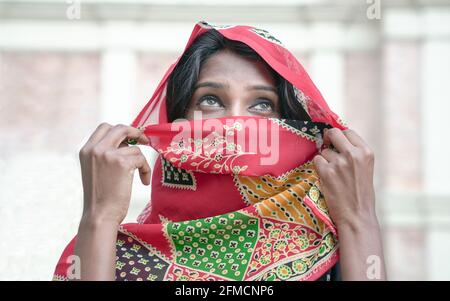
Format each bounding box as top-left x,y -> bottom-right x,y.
250,100 -> 274,111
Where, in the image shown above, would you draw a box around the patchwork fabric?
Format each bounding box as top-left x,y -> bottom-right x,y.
114,232 -> 170,281
54,119 -> 340,281
113,205 -> 337,281
167,212 -> 259,280
161,157 -> 197,190
234,161 -> 333,234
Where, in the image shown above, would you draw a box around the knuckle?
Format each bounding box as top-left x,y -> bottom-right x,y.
105,151 -> 126,166
336,157 -> 348,168
96,122 -> 111,132
98,122 -> 111,128
361,148 -> 375,163
342,149 -> 354,159
114,124 -> 127,131
91,146 -> 104,158
103,150 -> 116,162
137,150 -> 145,159
363,147 -> 374,159
79,146 -> 89,158
116,156 -> 129,168
323,167 -> 336,179
130,146 -> 142,155
313,155 -> 324,166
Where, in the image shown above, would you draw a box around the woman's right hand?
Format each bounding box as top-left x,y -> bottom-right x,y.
78,123 -> 151,226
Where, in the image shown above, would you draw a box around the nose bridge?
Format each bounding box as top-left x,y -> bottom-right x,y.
228,94 -> 248,117
226,79 -> 250,117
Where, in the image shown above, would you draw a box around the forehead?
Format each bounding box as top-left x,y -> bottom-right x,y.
197,50 -> 276,86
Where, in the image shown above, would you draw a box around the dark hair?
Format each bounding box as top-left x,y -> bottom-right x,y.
166,29 -> 311,122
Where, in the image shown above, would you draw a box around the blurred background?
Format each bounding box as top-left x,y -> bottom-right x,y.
1,0 -> 450,280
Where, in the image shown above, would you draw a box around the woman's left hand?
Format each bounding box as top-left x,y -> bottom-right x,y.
313,128 -> 377,228
313,128 -> 386,280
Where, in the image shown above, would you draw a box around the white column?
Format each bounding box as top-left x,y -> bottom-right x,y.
308,23 -> 345,118
100,49 -> 137,124
0,52 -> 4,96
420,9 -> 450,281
309,50 -> 345,118
421,41 -> 450,195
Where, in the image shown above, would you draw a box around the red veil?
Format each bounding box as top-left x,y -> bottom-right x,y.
54,21 -> 347,281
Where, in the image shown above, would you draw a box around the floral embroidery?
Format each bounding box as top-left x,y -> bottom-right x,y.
159,122 -> 251,175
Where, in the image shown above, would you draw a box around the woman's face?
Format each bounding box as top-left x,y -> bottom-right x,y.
185,50 -> 281,120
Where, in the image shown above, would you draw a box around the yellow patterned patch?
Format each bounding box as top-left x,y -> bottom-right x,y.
233,161 -> 328,232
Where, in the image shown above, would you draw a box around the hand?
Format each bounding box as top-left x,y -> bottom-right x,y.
79,123 -> 151,225
313,128 -> 377,228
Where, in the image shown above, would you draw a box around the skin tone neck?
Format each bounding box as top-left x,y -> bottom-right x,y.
185,50 -> 281,120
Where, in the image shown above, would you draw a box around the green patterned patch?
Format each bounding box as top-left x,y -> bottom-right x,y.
167,212 -> 259,280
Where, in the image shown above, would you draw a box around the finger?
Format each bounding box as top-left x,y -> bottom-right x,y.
123,132 -> 150,146
118,141 -> 129,149
126,131 -> 149,146
323,128 -> 354,154
115,146 -> 143,156
129,154 -> 151,186
342,129 -> 368,148
118,134 -> 148,149
320,148 -> 340,163
85,123 -> 112,146
312,154 -> 329,176
100,125 -> 149,149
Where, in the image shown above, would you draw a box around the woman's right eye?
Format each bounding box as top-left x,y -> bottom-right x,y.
198,95 -> 222,107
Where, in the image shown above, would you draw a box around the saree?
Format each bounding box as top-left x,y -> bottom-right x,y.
53,21 -> 347,281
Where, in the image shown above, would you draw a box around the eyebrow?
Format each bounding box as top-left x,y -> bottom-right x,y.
194,82 -> 228,90
194,81 -> 277,93
247,84 -> 277,93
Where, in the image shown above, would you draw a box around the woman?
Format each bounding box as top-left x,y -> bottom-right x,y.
54,21 -> 386,281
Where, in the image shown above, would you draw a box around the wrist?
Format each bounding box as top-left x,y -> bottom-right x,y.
81,195 -> 125,226
80,208 -> 121,231
335,210 -> 380,234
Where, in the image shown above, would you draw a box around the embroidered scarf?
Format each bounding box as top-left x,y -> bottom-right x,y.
54,21 -> 347,281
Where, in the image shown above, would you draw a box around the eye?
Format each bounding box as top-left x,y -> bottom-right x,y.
250,99 -> 274,112
198,95 -> 223,108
